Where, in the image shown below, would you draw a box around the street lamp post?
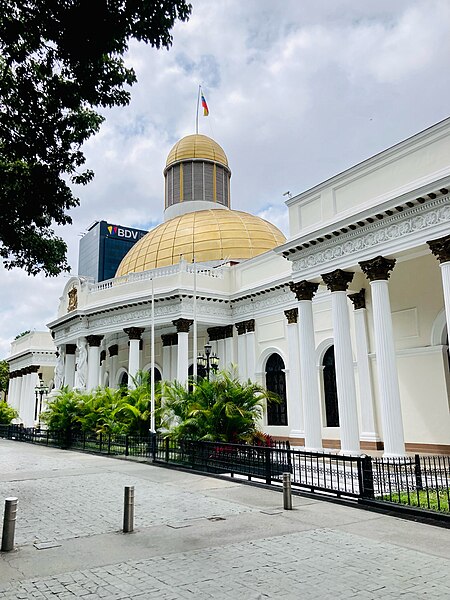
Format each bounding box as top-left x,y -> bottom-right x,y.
197,343 -> 219,380
34,379 -> 49,423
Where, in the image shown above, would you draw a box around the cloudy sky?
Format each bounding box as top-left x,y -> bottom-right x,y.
2,0 -> 450,359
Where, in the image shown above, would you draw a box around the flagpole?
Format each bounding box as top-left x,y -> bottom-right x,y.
195,84 -> 201,134
150,277 -> 155,432
193,256 -> 198,380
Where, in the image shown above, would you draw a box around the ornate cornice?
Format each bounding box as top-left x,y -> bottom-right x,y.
173,318 -> 193,333
348,289 -> 366,310
322,269 -> 354,292
359,256 -> 396,282
290,197 -> 450,275
86,335 -> 104,347
284,307 -> 298,324
427,235 -> 450,264
124,327 -> 144,340
289,281 -> 319,301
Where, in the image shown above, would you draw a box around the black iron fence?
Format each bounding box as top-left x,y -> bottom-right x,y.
1,424 -> 448,515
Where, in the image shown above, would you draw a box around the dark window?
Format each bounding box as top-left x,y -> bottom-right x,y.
118,371 -> 128,388
323,346 -> 339,427
265,353 -> 288,426
147,367 -> 162,383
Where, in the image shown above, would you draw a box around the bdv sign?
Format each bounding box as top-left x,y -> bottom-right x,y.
117,228 -> 138,239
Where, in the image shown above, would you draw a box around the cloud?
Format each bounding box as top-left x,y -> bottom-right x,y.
2,0 -> 450,358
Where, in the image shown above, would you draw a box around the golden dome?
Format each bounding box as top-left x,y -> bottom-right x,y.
116,209 -> 286,275
166,134 -> 228,169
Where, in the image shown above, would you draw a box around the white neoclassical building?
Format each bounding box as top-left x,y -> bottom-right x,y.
7,120 -> 450,455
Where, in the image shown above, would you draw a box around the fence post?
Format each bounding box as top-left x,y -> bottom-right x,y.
265,447 -> 272,485
414,454 -> 423,491
165,437 -> 170,463
123,486 -> 134,533
125,435 -> 129,457
99,432 -> 103,453
359,455 -> 375,499
283,472 -> 292,510
107,432 -> 111,455
1,497 -> 18,552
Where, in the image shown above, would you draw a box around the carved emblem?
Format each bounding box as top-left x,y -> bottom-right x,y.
67,286 -> 78,312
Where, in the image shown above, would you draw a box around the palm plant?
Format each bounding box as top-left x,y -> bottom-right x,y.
158,369 -> 279,443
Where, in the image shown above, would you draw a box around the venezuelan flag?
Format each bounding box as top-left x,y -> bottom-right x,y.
201,93 -> 209,116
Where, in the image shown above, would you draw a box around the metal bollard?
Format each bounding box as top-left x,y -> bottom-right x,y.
123,486 -> 134,533
1,497 -> 18,552
282,473 -> 292,510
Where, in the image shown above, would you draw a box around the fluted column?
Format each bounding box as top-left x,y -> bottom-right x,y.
428,235 -> 450,340
7,373 -> 16,410
124,328 -> 144,388
22,366 -> 39,427
322,269 -> 360,454
108,344 -> 118,388
246,320 -> 256,382
284,308 -> 304,440
359,256 -> 405,457
15,371 -> 24,416
86,335 -> 104,391
348,290 -> 379,444
224,326 -> 234,368
290,281 -> 322,451
173,319 -> 193,385
235,322 -> 247,380
64,344 -> 76,389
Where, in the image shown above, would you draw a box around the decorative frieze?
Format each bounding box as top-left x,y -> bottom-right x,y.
289,281 -> 319,301
173,318 -> 193,333
284,307 -> 298,324
427,235 -> 450,264
359,256 -> 396,282
290,198 -> 450,274
321,269 -> 354,292
348,289 -> 366,310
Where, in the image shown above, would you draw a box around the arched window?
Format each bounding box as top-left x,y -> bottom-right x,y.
265,353 -> 288,426
118,371 -> 128,388
147,367 -> 162,383
323,346 -> 339,427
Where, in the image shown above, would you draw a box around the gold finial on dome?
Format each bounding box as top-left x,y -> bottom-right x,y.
165,134 -> 228,170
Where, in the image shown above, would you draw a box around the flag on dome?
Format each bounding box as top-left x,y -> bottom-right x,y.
201,91 -> 209,116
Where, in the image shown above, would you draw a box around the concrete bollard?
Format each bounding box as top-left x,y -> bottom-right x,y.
282,473 -> 292,510
123,486 -> 134,533
1,497 -> 18,552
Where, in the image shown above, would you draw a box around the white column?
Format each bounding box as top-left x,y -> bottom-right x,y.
174,319 -> 192,385
360,257 -> 405,457
108,344 -> 119,388
217,339 -> 226,370
284,309 -> 304,440
162,339 -> 171,380
246,330 -> 256,382
349,290 -> 379,444
22,369 -> 39,427
291,281 -> 322,451
124,328 -> 144,388
225,331 -> 234,368
322,270 -> 361,455
64,345 -> 76,389
237,332 -> 247,379
427,238 -> 450,335
170,345 -> 177,382
86,335 -> 103,391
7,375 -> 16,410
15,374 -> 23,416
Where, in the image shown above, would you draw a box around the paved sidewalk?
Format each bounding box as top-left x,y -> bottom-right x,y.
0,440 -> 449,599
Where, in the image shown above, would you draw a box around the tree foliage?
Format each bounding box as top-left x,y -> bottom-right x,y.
0,400 -> 18,424
0,0 -> 192,275
158,370 -> 280,443
0,360 -> 9,398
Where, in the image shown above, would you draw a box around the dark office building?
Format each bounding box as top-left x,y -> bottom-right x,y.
78,220 -> 148,283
